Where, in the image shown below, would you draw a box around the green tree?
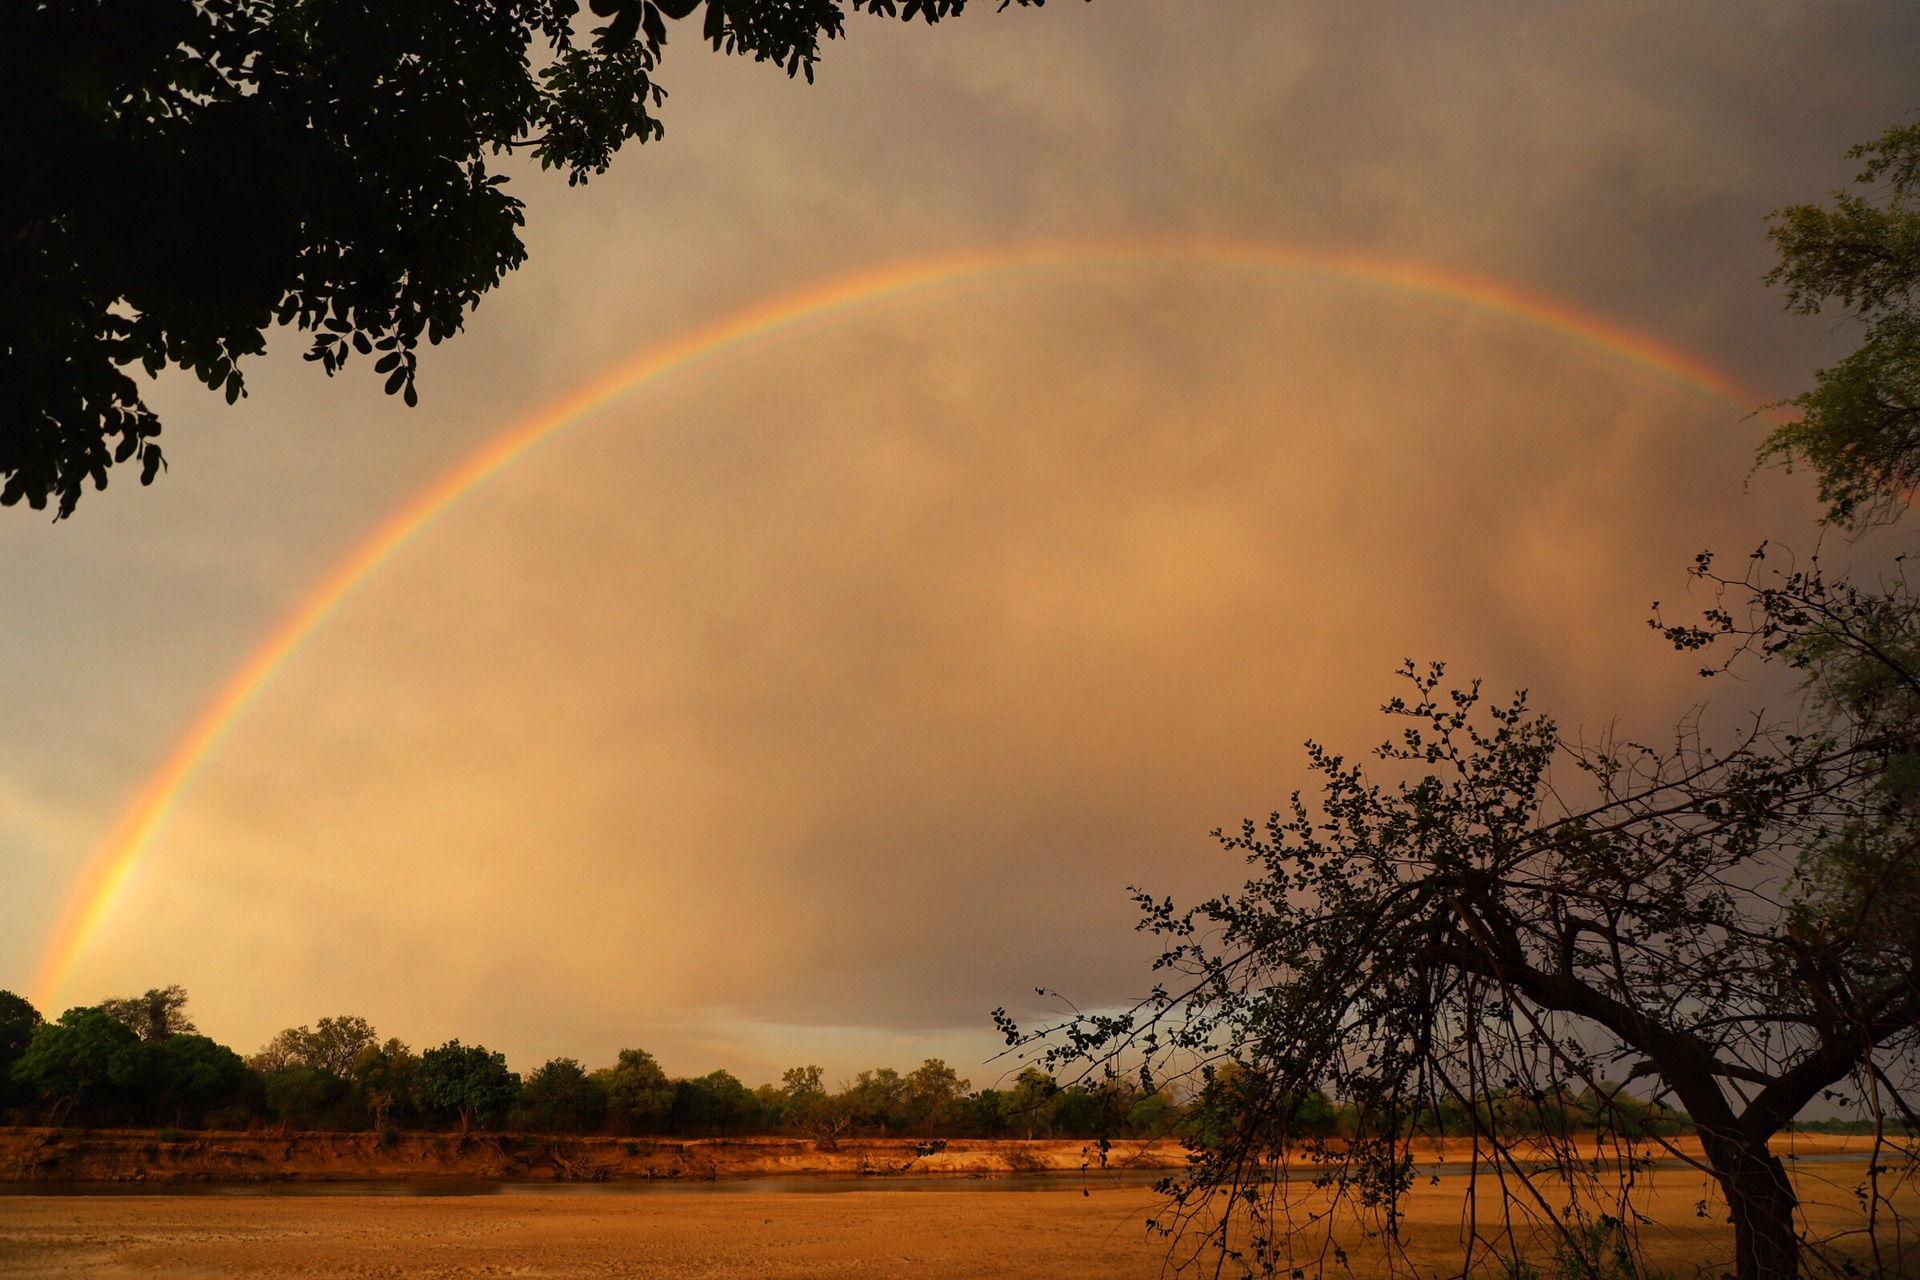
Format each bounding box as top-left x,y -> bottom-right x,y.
3,0 -> 1063,518
416,1040 -> 521,1136
10,1006 -> 146,1122
848,1065 -> 907,1133
1009,661 -> 1920,1280
99,984 -> 195,1042
595,1047 -> 674,1133
1764,120 -> 1920,529
1005,122 -> 1920,1280
668,1068 -> 758,1133
960,1087 -> 1006,1137
521,1056 -> 608,1132
350,1038 -> 419,1129
1002,1066 -> 1056,1140
779,1063 -> 854,1148
0,991 -> 44,1110
903,1058 -> 969,1135
148,1034 -> 252,1126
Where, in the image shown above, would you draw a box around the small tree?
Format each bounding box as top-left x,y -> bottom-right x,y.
0,991 -> 44,1111
780,1064 -> 855,1149
10,1006 -> 146,1123
595,1047 -> 674,1133
521,1057 -> 608,1133
416,1040 -> 520,1137
1006,660 -> 1920,1280
99,985 -> 195,1042
350,1038 -> 419,1130
903,1058 -> 970,1136
149,1034 -> 252,1127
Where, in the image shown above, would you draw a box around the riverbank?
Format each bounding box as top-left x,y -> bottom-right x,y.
0,1129 -> 1187,1185
0,1127 -> 1886,1187
0,1156 -> 1904,1280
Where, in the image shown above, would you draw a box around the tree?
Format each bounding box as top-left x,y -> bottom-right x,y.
1009,660 -> 1920,1280
148,1033 -> 252,1126
1763,120 -> 1920,530
416,1040 -> 521,1136
99,984 -> 196,1042
848,1065 -> 908,1133
903,1058 -> 970,1135
3,0 -> 1064,518
0,991 -> 44,1109
1002,122 -> 1920,1280
10,1006 -> 147,1122
595,1046 -> 674,1133
779,1063 -> 855,1148
668,1068 -> 758,1133
1002,1066 -> 1056,1140
350,1037 -> 419,1129
521,1056 -> 608,1132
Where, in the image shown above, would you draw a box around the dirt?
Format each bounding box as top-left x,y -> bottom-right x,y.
0,1128 -> 1185,1185
0,1158 -> 1908,1279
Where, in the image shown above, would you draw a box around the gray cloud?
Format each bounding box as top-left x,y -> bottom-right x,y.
6,2 -> 1913,1082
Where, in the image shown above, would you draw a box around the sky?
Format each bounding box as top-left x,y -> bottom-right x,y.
4,0 -> 1918,1087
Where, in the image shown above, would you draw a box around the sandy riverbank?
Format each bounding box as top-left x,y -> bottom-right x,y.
0,1156 -> 1906,1279
0,1129 -> 1186,1185
0,1127 -> 1888,1187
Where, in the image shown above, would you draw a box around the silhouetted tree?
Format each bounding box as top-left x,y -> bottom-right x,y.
99,984 -> 195,1041
3,0 -> 1065,517
595,1046 -> 674,1133
1004,122 -> 1920,1280
416,1040 -> 520,1136
521,1056 -> 607,1132
148,1033 -> 252,1126
350,1038 -> 419,1129
779,1064 -> 854,1148
0,991 -> 44,1110
10,1006 -> 146,1123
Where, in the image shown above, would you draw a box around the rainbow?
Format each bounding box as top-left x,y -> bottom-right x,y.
25,236 -> 1774,1010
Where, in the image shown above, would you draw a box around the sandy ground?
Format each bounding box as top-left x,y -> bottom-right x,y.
1,1159 -> 1910,1279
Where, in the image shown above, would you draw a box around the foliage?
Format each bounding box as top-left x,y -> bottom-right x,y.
1764,121 -> 1920,529
148,1034 -> 253,1124
250,1014 -> 379,1075
595,1046 -> 674,1132
99,984 -> 196,1042
350,1038 -> 419,1128
779,1063 -> 855,1148
668,1068 -> 760,1133
416,1040 -> 521,1134
1002,656 -> 1920,1280
903,1058 -> 971,1134
2,0 -> 1067,518
521,1056 -> 608,1132
262,1063 -> 353,1128
10,1006 -> 147,1122
0,990 -> 45,1108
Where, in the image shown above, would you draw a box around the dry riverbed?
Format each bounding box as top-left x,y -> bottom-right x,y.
0,1152 -> 1907,1279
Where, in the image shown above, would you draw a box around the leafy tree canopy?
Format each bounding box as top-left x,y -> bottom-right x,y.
416,1039 -> 520,1133
98,984 -> 196,1042
1765,120 -> 1920,528
10,1006 -> 147,1121
595,1046 -> 674,1130
1006,122 -> 1920,1280
3,0 -> 1064,518
0,991 -> 44,1073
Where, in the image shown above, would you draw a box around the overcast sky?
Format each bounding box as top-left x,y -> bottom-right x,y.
4,1 -> 1918,1085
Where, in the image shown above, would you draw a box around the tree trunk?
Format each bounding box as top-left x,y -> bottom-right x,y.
1704,1134 -> 1800,1280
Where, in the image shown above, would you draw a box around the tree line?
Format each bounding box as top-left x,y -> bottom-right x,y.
0,983 -> 1749,1145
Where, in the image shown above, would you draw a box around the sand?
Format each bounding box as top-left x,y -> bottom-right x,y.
1,1158 -> 1908,1279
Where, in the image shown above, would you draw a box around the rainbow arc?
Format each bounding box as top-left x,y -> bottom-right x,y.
26,236 -> 1773,1009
